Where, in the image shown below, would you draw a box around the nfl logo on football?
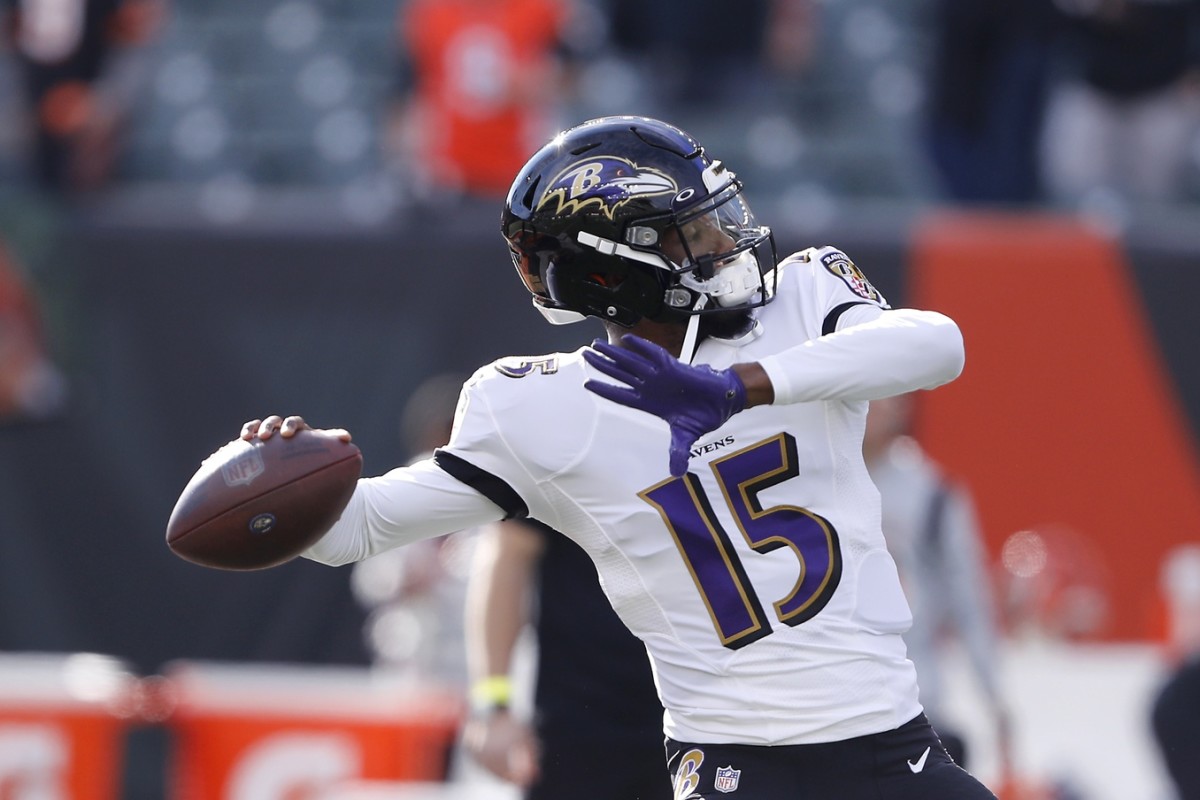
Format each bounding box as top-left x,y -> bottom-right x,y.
714,766 -> 741,793
221,447 -> 265,487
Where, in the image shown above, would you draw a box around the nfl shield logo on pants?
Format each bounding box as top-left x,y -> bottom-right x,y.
714,765 -> 741,793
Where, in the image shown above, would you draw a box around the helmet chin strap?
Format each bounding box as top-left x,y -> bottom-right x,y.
678,295 -> 708,365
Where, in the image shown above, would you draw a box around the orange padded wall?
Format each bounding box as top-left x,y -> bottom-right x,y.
909,212 -> 1200,641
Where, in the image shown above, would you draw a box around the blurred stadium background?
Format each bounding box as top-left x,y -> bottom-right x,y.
1,0 -> 1200,798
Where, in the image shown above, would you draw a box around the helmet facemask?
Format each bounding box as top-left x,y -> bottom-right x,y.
576,165 -> 777,320
655,175 -> 776,313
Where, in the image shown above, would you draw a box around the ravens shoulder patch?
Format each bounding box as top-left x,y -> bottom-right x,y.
820,249 -> 885,305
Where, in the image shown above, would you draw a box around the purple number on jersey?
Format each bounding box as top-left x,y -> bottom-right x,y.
641,434 -> 843,649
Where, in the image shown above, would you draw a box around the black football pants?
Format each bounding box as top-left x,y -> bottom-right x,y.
666,713 -> 997,800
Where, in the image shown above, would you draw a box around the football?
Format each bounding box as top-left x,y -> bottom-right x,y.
166,429 -> 362,570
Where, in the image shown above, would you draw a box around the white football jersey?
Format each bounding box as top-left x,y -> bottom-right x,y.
307,246 -> 965,746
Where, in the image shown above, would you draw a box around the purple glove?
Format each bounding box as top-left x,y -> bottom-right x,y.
583,335 -> 747,477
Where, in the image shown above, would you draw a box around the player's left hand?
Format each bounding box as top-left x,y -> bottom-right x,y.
583,335 -> 746,477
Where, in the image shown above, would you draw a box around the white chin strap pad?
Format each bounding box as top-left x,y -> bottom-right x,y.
679,250 -> 762,307
534,300 -> 587,325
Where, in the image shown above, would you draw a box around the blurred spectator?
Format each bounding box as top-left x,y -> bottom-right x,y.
351,372 -> 474,684
922,0 -> 1059,205
863,393 -> 1012,778
1041,0 -> 1200,207
350,372 -> 486,785
604,0 -> 817,111
384,0 -> 588,201
762,0 -> 818,81
0,0 -> 163,195
462,517 -> 670,800
1151,544 -> 1200,799
0,238 -> 66,423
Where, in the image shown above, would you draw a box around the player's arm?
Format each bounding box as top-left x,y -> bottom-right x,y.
747,246 -> 964,403
245,415 -> 507,566
745,304 -> 964,405
306,458 -> 506,565
465,521 -> 544,693
462,520 -> 544,787
584,305 -> 963,476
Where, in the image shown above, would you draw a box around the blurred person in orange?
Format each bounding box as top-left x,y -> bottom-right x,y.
863,393 -> 1013,782
385,0 -> 587,200
0,0 -> 164,195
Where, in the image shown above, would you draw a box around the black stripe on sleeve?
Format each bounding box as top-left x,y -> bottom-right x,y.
433,448 -> 529,520
822,301 -> 870,336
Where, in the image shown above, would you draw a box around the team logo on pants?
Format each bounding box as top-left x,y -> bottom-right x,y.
673,748 -> 704,799
714,765 -> 741,793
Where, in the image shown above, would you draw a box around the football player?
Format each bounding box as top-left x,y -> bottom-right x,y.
245,116 -> 995,799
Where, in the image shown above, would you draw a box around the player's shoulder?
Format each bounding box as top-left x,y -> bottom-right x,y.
776,244 -> 888,308
465,348 -> 589,404
456,348 -> 593,474
777,244 -> 861,281
473,348 -> 584,380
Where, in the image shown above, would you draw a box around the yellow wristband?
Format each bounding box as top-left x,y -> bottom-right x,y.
471,675 -> 512,710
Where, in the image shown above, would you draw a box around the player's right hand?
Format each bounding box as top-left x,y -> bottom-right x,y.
239,415 -> 351,442
463,709 -> 539,788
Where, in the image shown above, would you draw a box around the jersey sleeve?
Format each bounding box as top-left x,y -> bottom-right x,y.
304,362 -> 554,567
759,246 -> 965,404
303,457 -> 506,566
